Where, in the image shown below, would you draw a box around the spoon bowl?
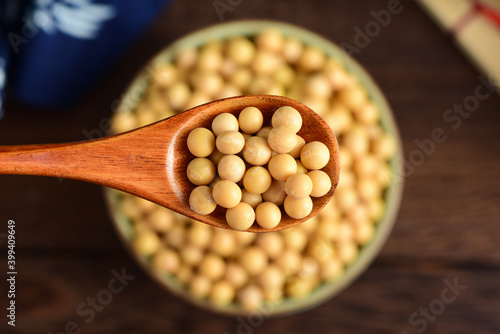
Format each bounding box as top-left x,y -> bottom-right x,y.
0,95 -> 339,232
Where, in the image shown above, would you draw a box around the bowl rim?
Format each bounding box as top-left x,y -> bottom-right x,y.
104,19 -> 405,317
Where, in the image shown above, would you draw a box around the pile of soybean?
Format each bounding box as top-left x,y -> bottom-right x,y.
111,28 -> 397,312
187,105 -> 332,231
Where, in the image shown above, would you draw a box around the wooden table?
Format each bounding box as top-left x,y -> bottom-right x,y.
1,0 -> 499,333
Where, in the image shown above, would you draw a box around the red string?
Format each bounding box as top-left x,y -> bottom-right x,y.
475,0 -> 500,28
452,0 -> 500,34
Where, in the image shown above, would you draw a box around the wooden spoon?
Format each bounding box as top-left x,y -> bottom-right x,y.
0,95 -> 339,232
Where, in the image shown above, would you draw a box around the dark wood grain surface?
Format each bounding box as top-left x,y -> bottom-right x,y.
1,0 -> 499,333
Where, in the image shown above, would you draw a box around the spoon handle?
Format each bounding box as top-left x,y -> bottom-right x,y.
0,140 -> 127,184
0,131 -> 173,192
0,108 -> 195,217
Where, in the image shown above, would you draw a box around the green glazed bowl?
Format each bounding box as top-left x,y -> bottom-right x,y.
105,20 -> 404,316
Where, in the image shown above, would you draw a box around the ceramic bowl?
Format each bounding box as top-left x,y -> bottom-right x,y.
105,20 -> 404,316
